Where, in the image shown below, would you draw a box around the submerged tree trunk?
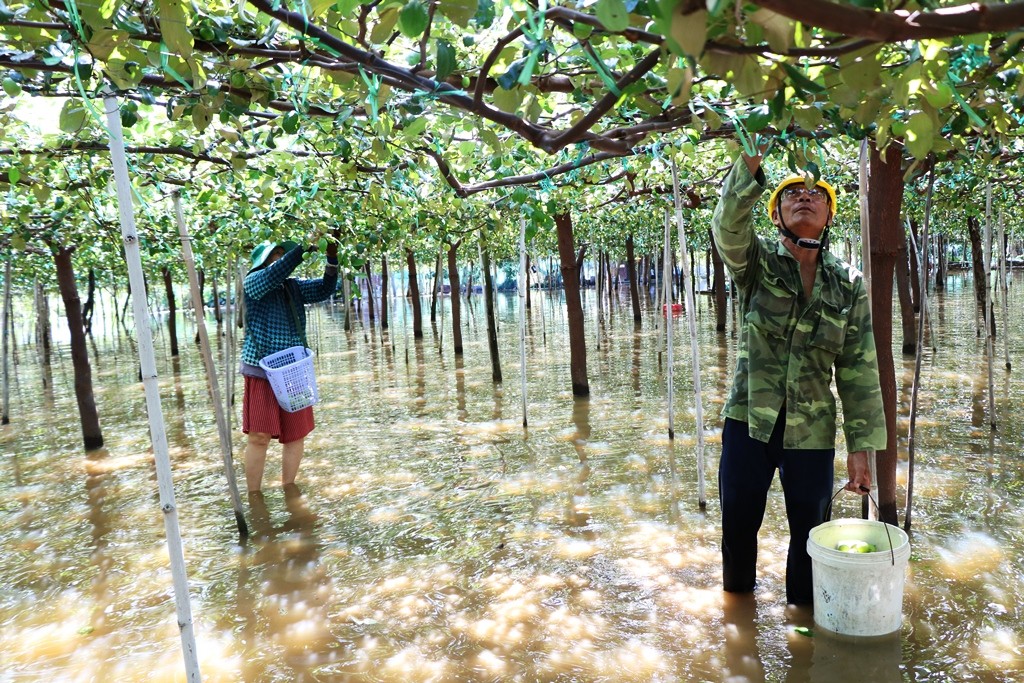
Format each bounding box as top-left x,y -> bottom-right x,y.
82,268 -> 96,335
430,252 -> 442,323
480,242 -> 502,382
968,215 -> 987,321
35,279 -> 52,367
555,212 -> 589,396
709,229 -> 727,332
867,143 -> 903,526
626,234 -> 641,324
406,249 -> 423,339
896,236 -> 916,355
447,242 -> 463,355
162,268 -> 179,357
380,255 -> 389,330
364,261 -> 376,323
935,233 -> 947,292
212,277 -> 223,325
525,253 -> 532,310
54,247 -> 104,450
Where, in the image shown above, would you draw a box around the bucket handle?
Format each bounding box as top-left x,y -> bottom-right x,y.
824,487 -> 896,567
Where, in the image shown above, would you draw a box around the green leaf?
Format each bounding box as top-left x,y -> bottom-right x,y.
282,111 -> 300,134
782,63 -> 825,95
435,39 -> 456,80
398,0 -> 430,38
596,0 -> 630,33
370,7 -> 399,44
2,77 -> 21,97
749,9 -> 793,53
671,9 -> 707,58
59,99 -> 88,134
403,116 -> 428,139
157,0 -> 193,61
905,111 -> 934,160
745,104 -> 771,132
439,0 -> 478,28
7,166 -> 20,184
838,48 -> 882,92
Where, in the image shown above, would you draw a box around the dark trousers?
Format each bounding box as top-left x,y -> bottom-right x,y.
719,415 -> 834,604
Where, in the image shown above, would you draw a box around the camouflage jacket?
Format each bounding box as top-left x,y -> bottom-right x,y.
711,161 -> 887,451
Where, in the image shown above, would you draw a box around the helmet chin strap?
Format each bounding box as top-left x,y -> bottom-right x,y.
777,208 -> 828,250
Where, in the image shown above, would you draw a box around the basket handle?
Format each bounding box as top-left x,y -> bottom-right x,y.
824,487 -> 896,567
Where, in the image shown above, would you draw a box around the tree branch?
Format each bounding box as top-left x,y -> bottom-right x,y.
750,0 -> 1024,41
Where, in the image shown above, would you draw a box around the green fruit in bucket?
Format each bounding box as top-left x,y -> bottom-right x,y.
835,539 -> 876,553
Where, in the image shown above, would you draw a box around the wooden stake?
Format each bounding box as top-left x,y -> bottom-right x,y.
104,92 -> 201,683
2,258 -> 10,425
905,166 -> 935,533
174,193 -> 248,538
672,161 -> 706,507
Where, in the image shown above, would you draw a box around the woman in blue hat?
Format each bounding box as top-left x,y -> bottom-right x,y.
240,238 -> 338,491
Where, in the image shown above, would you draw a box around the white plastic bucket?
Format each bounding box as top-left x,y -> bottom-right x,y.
807,518 -> 910,637
259,346 -> 318,413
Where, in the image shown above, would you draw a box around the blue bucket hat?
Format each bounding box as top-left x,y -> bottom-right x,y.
249,240 -> 299,271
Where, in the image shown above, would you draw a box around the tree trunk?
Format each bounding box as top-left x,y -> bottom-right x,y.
867,143 -> 903,526
430,252 -> 441,323
626,234 -> 641,324
212,277 -> 223,325
480,243 -> 502,382
162,268 -> 179,357
364,261 -> 376,322
82,268 -> 96,335
35,279 -> 51,366
406,249 -> 423,338
896,235 -> 917,355
464,261 -> 473,300
575,245 -> 587,289
380,255 -> 389,330
935,233 -> 946,291
447,242 -> 463,355
525,253 -> 532,310
968,215 -> 987,313
54,247 -> 104,450
709,229 -> 727,332
555,212 -> 589,396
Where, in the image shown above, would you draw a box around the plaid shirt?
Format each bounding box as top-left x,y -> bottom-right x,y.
712,161 -> 887,451
241,245 -> 338,367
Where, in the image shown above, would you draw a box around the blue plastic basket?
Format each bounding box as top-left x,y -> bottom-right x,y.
258,346 -> 318,413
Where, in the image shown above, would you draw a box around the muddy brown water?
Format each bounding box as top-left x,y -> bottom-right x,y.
1,277 -> 1022,681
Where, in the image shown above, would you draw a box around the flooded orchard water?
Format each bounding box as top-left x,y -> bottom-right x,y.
2,275 -> 1024,682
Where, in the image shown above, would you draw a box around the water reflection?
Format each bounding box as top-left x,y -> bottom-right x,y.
2,280 -> 1024,681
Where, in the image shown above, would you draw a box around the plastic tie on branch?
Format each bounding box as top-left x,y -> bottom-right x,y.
359,67 -> 382,121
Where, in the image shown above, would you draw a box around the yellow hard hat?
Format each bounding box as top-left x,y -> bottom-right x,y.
767,175 -> 838,219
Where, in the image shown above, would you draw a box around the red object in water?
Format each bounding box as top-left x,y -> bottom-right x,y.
662,303 -> 684,316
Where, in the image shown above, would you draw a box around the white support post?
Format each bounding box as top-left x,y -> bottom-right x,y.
672,161 -> 706,507
663,209 -> 674,439
174,193 -> 248,538
984,181 -> 996,429
104,92 -> 201,683
519,218 -> 528,429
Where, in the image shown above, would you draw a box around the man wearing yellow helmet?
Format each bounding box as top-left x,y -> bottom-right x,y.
711,142 -> 886,607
